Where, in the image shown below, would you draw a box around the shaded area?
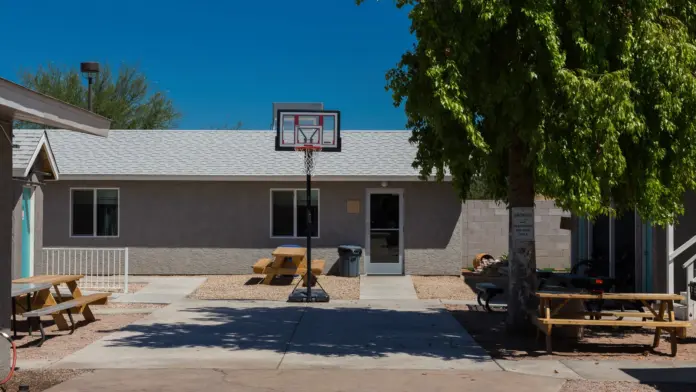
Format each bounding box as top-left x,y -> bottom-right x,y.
100,305 -> 489,361
447,305 -> 696,361
561,380 -> 696,392
243,276 -> 295,286
620,368 -> 696,388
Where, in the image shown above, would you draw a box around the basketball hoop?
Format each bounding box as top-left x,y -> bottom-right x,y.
295,145 -> 322,176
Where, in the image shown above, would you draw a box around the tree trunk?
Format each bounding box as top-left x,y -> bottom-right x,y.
506,133 -> 538,332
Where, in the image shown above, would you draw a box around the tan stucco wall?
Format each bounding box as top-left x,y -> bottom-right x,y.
42,180 -> 463,275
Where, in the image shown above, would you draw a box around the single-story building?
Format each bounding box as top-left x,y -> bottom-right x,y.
11,130 -> 59,279
30,128 -> 571,276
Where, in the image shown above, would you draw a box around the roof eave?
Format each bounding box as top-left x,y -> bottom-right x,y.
57,174 -> 452,182
0,77 -> 110,136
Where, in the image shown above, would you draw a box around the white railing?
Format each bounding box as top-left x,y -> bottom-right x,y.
42,247 -> 129,293
682,247 -> 696,321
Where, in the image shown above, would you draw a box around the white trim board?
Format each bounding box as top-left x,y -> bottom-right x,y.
0,77 -> 110,135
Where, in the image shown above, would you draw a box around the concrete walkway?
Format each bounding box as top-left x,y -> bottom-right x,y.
112,276 -> 206,304
359,275 -> 419,300
45,369 -> 566,392
52,299 -> 497,371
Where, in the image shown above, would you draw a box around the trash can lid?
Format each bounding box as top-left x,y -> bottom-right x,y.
338,245 -> 362,250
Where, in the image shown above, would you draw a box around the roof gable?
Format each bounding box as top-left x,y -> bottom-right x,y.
12,129 -> 59,179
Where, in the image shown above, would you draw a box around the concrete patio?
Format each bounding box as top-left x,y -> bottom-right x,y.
52,299 -> 498,371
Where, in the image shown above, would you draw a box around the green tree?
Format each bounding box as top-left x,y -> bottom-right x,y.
361,0 -> 696,329
18,63 -> 180,129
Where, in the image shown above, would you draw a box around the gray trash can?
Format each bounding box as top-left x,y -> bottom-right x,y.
338,245 -> 362,277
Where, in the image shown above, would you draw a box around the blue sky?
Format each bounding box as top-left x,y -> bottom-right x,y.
1,0 -> 414,130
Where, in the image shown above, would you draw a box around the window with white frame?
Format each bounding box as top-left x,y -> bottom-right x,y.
71,189 -> 119,237
271,189 -> 319,237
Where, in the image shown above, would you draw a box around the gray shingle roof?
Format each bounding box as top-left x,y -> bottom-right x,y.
45,129 -> 426,178
12,129 -> 44,176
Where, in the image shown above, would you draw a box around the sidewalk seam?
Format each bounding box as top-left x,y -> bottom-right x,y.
277,305 -> 307,370
557,360 -> 588,381
555,360 -> 584,380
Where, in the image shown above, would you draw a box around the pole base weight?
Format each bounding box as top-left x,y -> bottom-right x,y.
288,288 -> 330,303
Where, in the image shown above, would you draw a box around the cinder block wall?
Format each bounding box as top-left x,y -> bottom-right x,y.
461,199 -> 571,269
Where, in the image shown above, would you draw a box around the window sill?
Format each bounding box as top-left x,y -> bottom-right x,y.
69,235 -> 120,239
271,236 -> 320,240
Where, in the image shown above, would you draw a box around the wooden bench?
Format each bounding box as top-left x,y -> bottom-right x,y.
253,258 -> 273,274
475,283 -> 504,312
297,259 -> 325,275
22,292 -> 111,346
295,260 -> 325,287
534,292 -> 689,356
532,316 -> 690,356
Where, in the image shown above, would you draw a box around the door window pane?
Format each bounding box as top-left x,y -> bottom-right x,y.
272,191 -> 295,237
72,190 -> 94,236
370,194 -> 400,229
96,189 -> 119,236
369,230 -> 400,263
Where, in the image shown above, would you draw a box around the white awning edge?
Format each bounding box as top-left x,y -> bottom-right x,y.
0,77 -> 110,136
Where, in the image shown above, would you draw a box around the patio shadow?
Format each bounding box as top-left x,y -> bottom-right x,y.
99,305 -> 489,362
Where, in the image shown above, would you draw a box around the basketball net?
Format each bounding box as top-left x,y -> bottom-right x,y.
295,145 -> 321,176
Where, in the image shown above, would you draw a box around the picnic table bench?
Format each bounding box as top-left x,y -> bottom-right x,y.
253,247 -> 325,285
12,275 -> 111,337
532,292 -> 690,356
11,282 -> 53,339
475,283 -> 504,312
22,292 -> 111,346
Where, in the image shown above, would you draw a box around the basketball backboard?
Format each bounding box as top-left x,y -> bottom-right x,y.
275,109 -> 341,152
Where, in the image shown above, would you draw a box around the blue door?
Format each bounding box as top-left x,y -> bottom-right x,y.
21,187 -> 32,278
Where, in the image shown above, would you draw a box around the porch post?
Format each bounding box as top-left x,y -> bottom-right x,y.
0,117 -> 13,372
667,224 -> 674,294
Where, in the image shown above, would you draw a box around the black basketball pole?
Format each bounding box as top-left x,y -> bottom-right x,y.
305,160 -> 312,300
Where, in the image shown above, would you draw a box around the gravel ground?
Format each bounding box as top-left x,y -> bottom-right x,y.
447,304 -> 696,361
411,276 -> 477,300
13,313 -> 147,361
1,369 -> 91,392
191,275 -> 360,300
561,380 -> 695,392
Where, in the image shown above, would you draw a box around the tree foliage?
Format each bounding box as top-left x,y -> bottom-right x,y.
363,0 -> 696,225
18,63 -> 180,129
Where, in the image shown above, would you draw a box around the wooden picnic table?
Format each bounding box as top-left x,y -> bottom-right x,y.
12,275 -> 106,331
252,247 -> 325,285
12,282 -> 53,298
532,291 -> 690,356
272,247 -> 307,258
11,282 -> 53,338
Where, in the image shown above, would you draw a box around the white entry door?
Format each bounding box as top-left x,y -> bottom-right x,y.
365,189 -> 404,275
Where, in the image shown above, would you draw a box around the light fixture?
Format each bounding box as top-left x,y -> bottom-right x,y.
80,62 -> 100,111
381,181 -> 388,188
